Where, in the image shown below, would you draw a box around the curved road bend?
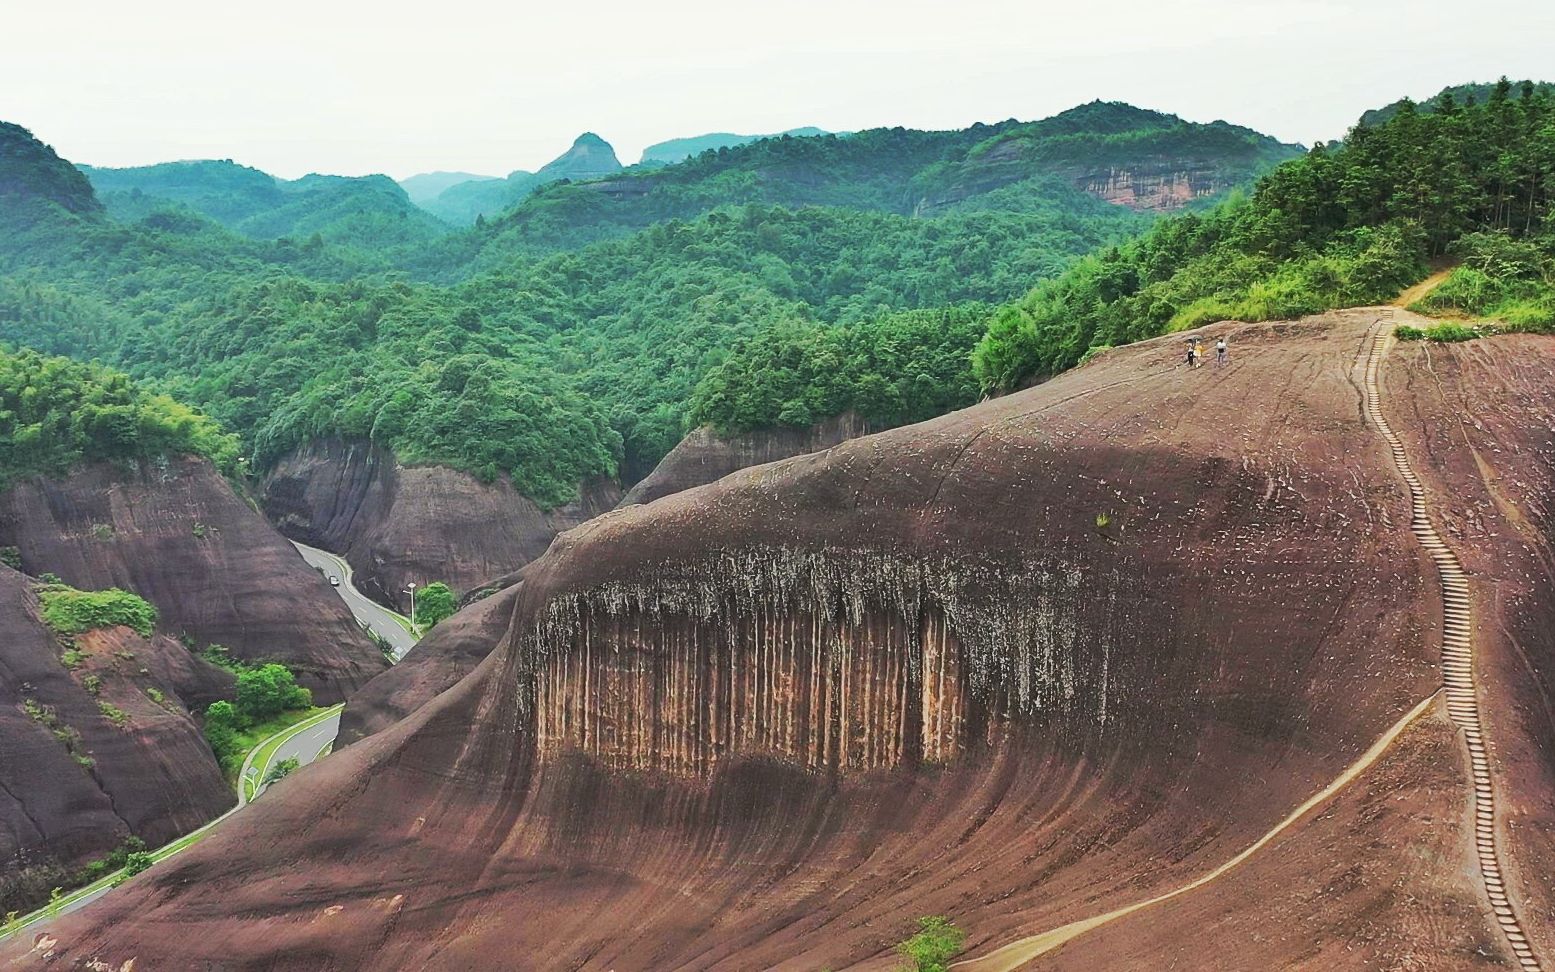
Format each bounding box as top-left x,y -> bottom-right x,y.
8,705 -> 343,931
291,540 -> 418,660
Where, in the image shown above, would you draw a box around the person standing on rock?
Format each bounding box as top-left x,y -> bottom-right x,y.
1216,336 -> 1228,367
1185,338 -> 1198,369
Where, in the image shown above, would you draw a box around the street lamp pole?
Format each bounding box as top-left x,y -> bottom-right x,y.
406,582 -> 417,629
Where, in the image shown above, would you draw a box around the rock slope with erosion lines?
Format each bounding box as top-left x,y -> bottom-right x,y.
335,580 -> 523,745
0,566 -> 233,916
619,411 -> 873,508
261,438 -> 621,610
0,457 -> 385,702
14,310 -> 1549,971
1381,321 -> 1555,963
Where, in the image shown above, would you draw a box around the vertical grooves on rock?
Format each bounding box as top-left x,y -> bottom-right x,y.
524,549 -> 1118,777
1364,323 -> 1541,970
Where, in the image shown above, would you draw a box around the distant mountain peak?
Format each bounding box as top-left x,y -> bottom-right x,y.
539,133 -> 623,180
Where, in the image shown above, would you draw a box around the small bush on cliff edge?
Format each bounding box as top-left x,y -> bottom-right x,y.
202,700 -> 242,769
37,584 -> 157,638
896,916 -> 966,972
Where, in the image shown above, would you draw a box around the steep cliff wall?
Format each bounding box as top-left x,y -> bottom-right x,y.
0,457 -> 384,703
261,438 -> 621,610
620,412 -> 872,507
20,311 -> 1543,970
915,152 -> 1255,216
0,567 -> 233,915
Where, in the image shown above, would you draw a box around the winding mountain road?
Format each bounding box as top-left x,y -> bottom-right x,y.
0,540 -> 419,945
292,540 -> 419,660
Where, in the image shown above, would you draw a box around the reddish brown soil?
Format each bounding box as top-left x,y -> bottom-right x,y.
1382,320 -> 1555,960
1019,707 -> 1502,970
10,310 -> 1551,970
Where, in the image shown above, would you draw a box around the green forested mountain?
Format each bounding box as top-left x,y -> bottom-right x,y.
416,133 -> 625,226
638,127 -> 832,165
688,305 -> 987,433
421,103 -> 1300,278
0,103 -> 1305,503
973,79 -> 1555,392
398,171 -> 499,206
1360,79 -> 1555,127
0,346 -> 237,486
0,123 -> 99,214
82,160 -> 450,251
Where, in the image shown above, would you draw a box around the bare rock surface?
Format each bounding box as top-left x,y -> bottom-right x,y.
336,581 -> 522,745
14,311 -> 1553,970
0,457 -> 384,702
0,566 -> 233,915
261,438 -> 620,610
620,411 -> 872,507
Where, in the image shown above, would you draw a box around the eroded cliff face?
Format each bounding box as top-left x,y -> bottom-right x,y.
526,548 -> 1119,775
22,311 -> 1543,971
619,412 -> 872,508
915,149 -> 1245,215
0,457 -> 384,703
261,438 -> 621,610
1073,163 -> 1227,210
0,567 -> 233,915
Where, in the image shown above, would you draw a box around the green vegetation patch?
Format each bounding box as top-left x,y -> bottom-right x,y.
262,756 -> 300,785
974,79 -> 1555,392
1397,321 -> 1481,342
1409,232 -> 1555,331
37,584 -> 157,638
202,664 -> 314,772
414,582 -> 456,629
689,305 -> 987,435
0,347 -> 238,487
896,916 -> 966,971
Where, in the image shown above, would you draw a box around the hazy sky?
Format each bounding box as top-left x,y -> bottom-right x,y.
4,0 -> 1552,180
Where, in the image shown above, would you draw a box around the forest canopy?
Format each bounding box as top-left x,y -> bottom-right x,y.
972,79 -> 1555,392
0,347 -> 239,486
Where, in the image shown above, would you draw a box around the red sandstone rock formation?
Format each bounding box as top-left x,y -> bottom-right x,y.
336,580 -> 522,745
261,438 -> 620,610
0,457 -> 384,703
0,566 -> 233,915
13,310 -> 1552,970
621,411 -> 872,508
